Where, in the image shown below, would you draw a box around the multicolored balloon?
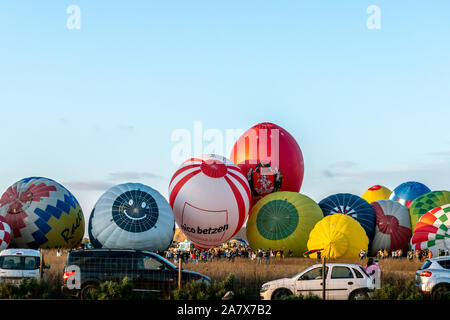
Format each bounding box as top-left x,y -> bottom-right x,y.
246,191 -> 323,256
362,185 -> 392,204
410,204 -> 450,257
408,191 -> 450,231
307,214 -> 369,259
230,122 -> 304,203
0,217 -> 11,250
318,193 -> 376,241
389,181 -> 431,208
88,183 -> 175,251
0,177 -> 84,249
169,154 -> 251,249
370,200 -> 412,256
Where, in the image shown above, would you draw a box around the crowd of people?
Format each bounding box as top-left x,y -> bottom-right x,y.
164,244 -> 293,265
358,248 -> 450,261
165,241 -> 450,265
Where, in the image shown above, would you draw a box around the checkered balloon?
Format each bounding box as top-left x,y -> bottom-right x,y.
411,204 -> 450,257
0,217 -> 11,250
0,177 -> 84,249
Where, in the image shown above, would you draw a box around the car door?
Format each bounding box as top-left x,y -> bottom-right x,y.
328,266 -> 355,300
22,256 -> 40,279
133,253 -> 176,297
106,252 -> 134,284
295,266 -> 329,299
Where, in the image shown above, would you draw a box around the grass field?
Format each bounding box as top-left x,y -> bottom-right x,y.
42,249 -> 424,299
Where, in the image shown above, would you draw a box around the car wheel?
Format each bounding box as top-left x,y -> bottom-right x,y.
432,285 -> 450,300
271,288 -> 293,300
81,284 -> 100,300
349,290 -> 369,300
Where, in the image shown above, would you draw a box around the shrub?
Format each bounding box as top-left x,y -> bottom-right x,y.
170,273 -> 247,300
86,277 -> 135,300
370,280 -> 426,300
0,278 -> 64,299
282,293 -> 322,300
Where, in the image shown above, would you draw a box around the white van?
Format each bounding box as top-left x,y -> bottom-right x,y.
0,249 -> 49,284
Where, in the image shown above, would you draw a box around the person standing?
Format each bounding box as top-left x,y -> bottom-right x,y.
265,249 -> 271,264
365,258 -> 382,289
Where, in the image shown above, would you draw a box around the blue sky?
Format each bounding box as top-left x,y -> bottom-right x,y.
1,1 -> 450,234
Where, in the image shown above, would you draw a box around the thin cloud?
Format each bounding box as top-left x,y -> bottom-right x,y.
107,171 -> 165,181
328,161 -> 357,169
64,180 -> 115,191
427,151 -> 450,157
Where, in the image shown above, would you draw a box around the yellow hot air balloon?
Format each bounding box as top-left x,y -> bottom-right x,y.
361,185 -> 391,204
307,214 -> 368,259
246,191 -> 323,257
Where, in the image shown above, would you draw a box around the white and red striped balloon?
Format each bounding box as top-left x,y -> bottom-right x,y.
169,154 -> 251,249
0,216 -> 11,251
370,200 -> 412,256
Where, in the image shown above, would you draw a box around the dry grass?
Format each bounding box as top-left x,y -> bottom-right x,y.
182,257 -> 423,298
41,249 -> 424,299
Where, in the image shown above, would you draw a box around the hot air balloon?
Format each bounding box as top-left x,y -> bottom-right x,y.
408,191 -> 450,230
168,154 -> 251,249
229,122 -> 304,203
362,185 -> 392,204
370,200 -> 412,256
389,181 -> 431,208
307,214 -> 369,259
318,193 -> 376,242
88,183 -> 175,251
246,192 -> 323,256
0,177 -> 84,249
410,204 -> 450,257
0,217 -> 11,250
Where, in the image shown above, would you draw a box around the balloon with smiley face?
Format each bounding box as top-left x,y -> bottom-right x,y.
88,183 -> 175,251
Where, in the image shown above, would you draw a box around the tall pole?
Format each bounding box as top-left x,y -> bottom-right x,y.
178,254 -> 182,290
322,256 -> 326,300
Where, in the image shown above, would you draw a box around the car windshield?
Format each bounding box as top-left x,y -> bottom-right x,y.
145,252 -> 177,270
419,260 -> 432,270
0,256 -> 40,270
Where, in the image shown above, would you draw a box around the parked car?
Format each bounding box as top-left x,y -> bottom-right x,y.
0,249 -> 50,284
61,248 -> 210,299
415,256 -> 450,298
260,263 -> 375,300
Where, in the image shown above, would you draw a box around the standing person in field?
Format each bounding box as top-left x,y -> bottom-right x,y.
365,258 -> 382,289
257,249 -> 263,264
265,249 -> 271,264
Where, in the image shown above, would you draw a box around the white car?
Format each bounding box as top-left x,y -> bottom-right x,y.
0,249 -> 50,284
260,263 -> 375,300
415,256 -> 450,298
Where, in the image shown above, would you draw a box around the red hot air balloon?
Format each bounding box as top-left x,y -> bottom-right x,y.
230,122 -> 304,203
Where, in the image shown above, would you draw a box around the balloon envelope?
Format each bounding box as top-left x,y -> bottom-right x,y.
362,185 -> 392,204
169,154 -> 251,249
410,204 -> 450,257
318,193 -> 376,242
89,183 -> 175,251
0,217 -> 11,250
0,177 -> 84,249
307,214 -> 369,259
230,122 -> 304,203
246,191 -> 323,256
408,191 -> 450,230
370,200 -> 412,256
389,181 -> 431,208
